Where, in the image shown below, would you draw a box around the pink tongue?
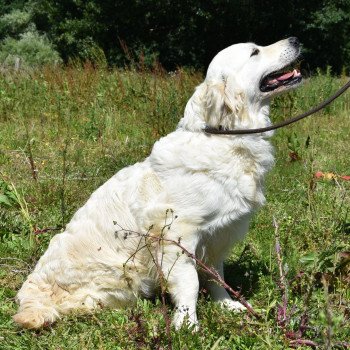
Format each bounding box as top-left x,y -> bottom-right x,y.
267,70 -> 295,85
276,71 -> 294,81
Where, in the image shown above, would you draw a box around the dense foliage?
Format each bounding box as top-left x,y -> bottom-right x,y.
0,0 -> 350,72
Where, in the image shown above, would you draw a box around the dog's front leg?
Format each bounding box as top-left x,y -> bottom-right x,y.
159,244 -> 199,330
205,260 -> 247,311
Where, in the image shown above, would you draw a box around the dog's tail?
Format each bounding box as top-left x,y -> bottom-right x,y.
13,273 -> 62,329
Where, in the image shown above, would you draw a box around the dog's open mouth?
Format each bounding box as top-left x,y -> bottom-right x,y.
260,66 -> 302,93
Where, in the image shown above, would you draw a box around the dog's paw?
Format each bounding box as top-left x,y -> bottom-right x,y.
13,308 -> 56,329
218,299 -> 250,312
172,305 -> 199,331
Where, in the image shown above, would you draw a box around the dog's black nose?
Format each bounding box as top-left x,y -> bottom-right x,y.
288,37 -> 300,48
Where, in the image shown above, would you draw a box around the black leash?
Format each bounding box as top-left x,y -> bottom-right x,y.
204,79 -> 350,135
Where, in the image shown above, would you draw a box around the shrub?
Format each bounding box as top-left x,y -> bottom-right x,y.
0,9 -> 32,39
0,30 -> 62,68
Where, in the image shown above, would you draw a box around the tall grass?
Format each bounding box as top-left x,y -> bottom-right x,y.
0,66 -> 349,349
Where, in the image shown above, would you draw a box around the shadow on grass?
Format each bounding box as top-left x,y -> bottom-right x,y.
223,244 -> 269,298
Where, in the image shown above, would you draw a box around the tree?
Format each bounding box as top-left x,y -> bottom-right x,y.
2,0 -> 350,72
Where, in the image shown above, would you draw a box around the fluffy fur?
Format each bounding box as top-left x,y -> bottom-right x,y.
14,38 -> 301,330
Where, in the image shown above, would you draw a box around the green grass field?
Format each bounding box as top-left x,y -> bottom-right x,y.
0,66 -> 349,349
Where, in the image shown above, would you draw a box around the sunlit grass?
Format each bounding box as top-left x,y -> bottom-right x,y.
0,66 -> 349,349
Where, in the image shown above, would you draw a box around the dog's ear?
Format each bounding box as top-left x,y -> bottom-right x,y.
204,79 -> 245,130
179,78 -> 245,131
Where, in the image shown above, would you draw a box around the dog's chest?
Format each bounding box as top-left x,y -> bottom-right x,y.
150,132 -> 274,227
202,141 -> 272,211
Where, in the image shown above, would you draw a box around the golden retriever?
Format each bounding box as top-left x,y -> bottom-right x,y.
14,37 -> 302,330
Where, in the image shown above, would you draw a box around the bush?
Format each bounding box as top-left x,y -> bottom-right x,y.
0,30 -> 62,68
0,9 -> 32,39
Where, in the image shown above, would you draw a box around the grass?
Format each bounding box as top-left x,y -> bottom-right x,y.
0,65 -> 349,349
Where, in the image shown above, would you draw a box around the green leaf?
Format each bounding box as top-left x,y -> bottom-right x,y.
0,193 -> 12,206
299,252 -> 317,266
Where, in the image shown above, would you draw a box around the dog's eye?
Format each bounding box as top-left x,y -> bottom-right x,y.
250,48 -> 260,57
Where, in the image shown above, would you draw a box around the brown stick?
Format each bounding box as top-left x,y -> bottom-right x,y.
34,226 -> 62,235
116,222 -> 261,320
25,127 -> 38,182
273,217 -> 320,348
273,217 -> 288,326
289,339 -> 318,348
160,236 -> 261,319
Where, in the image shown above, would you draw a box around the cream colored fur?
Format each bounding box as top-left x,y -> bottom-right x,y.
14,38 -> 301,330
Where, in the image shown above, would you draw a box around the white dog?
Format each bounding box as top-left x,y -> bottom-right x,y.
14,37 -> 302,330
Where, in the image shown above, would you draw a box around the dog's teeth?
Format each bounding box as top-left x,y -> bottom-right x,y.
293,69 -> 301,77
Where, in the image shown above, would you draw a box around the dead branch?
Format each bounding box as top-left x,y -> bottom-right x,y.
116,219 -> 260,320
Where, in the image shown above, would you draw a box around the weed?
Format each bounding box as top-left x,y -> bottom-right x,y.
0,67 -> 349,348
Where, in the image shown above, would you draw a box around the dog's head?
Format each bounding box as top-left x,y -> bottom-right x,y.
180,37 -> 302,132
207,37 -> 302,100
